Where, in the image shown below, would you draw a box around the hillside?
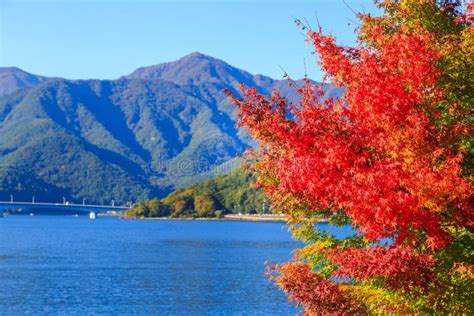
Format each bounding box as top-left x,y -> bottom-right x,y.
0,53 -> 342,204
0,67 -> 49,97
124,168 -> 266,218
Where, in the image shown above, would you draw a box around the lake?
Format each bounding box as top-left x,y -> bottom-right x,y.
0,216 -> 351,314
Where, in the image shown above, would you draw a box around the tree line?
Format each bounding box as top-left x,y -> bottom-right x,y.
123,168 -> 269,218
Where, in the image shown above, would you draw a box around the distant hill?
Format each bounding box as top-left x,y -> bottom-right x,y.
0,53 -> 343,204
0,67 -> 49,97
125,168 -> 266,219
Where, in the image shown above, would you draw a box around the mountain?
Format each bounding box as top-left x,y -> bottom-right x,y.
0,67 -> 49,97
125,52 -> 342,100
126,52 -> 253,86
0,53 -> 343,205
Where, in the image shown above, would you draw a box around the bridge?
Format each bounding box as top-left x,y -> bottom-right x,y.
0,200 -> 130,218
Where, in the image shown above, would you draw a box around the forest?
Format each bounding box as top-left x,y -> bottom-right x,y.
123,168 -> 268,218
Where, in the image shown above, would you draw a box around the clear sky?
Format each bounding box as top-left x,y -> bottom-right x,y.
0,0 -> 379,81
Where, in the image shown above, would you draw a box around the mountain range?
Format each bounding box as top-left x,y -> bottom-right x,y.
0,52 -> 342,204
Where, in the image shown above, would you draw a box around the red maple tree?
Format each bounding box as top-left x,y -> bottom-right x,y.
227,0 -> 473,313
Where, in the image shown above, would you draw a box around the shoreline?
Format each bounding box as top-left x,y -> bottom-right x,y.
122,215 -> 285,222
122,214 -> 330,223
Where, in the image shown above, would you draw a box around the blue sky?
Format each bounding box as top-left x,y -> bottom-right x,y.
0,0 -> 379,81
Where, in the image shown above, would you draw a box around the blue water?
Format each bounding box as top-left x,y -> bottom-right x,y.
0,216 -> 352,314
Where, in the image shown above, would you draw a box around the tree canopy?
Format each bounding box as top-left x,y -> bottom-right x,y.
227,0 -> 473,313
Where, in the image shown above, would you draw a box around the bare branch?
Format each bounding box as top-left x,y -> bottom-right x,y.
314,11 -> 322,31
346,17 -> 362,27
303,58 -> 308,79
303,17 -> 313,32
277,64 -> 301,90
342,0 -> 358,16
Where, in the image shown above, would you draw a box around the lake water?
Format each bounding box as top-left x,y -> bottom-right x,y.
0,216 -> 351,314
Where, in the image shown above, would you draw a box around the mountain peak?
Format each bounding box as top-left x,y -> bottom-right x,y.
0,66 -> 41,76
124,52 -> 256,87
173,51 -> 230,69
0,66 -> 22,73
0,67 -> 48,97
181,51 -> 214,60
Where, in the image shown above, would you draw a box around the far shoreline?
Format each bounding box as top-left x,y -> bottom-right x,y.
121,214 -> 330,223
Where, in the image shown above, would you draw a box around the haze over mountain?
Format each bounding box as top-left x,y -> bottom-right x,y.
0,53 -> 342,204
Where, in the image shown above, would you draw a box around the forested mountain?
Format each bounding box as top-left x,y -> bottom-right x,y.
0,67 -> 49,97
0,53 -> 342,204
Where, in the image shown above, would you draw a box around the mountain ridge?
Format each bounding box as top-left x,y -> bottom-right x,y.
0,67 -> 49,97
0,53 -> 343,204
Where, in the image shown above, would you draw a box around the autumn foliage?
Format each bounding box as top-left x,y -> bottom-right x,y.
227,0 -> 473,313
